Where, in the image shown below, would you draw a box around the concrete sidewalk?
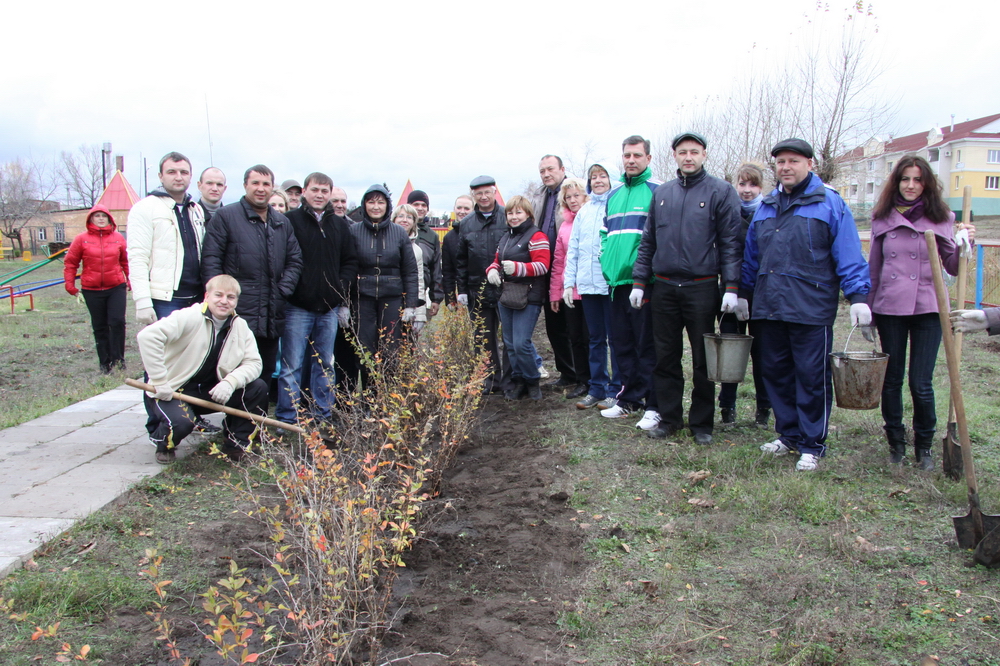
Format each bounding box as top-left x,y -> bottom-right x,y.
0,385 -> 211,578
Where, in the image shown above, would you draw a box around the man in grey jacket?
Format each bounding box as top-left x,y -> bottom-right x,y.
631,132 -> 743,444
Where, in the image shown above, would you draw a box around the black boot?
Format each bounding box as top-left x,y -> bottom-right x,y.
755,407 -> 770,427
720,408 -> 735,424
885,426 -> 906,465
914,435 -> 934,471
526,379 -> 543,401
504,381 -> 526,401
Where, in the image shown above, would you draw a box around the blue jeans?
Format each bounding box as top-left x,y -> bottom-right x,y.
580,294 -> 620,399
874,312 -> 941,442
276,305 -> 338,422
498,303 -> 542,382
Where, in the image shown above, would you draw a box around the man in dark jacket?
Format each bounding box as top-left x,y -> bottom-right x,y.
276,172 -> 358,424
456,176 -> 510,393
741,139 -> 871,472
407,190 -> 444,317
442,194 -> 473,306
632,133 -> 743,445
201,164 -> 303,384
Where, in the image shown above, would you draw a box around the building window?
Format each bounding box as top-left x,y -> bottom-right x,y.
929,149 -> 939,162
37,227 -> 47,241
987,176 -> 1000,190
866,182 -> 874,194
886,161 -> 893,174
957,149 -> 962,163
988,150 -> 1000,164
54,224 -> 65,242
850,184 -> 858,196
956,176 -> 961,190
867,160 -> 875,171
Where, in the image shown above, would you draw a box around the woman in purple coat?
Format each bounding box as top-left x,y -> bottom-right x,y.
868,155 -> 974,469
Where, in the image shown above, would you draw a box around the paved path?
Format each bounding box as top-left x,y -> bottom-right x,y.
0,385 -> 213,578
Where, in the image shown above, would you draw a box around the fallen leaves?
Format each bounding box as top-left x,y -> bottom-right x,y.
853,536 -> 878,553
687,498 -> 716,508
685,470 -> 712,484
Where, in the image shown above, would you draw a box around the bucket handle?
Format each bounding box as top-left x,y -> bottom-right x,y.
843,324 -> 878,354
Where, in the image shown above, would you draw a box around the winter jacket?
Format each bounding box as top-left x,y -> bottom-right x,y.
285,204 -> 358,313
633,168 -> 743,289
200,198 -> 303,339
441,220 -> 461,304
530,182 -> 565,249
456,204 -> 508,305
349,184 -> 420,308
409,232 -> 428,322
549,208 -> 580,302
600,167 -> 661,288
137,301 -> 261,392
64,205 -> 129,294
126,189 -> 207,310
416,219 -> 444,304
488,218 -> 551,307
564,189 -> 611,296
740,172 -> 870,326
868,209 -> 959,316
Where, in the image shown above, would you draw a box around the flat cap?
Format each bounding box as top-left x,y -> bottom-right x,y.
770,139 -> 814,159
671,132 -> 708,150
407,190 -> 430,205
280,179 -> 302,191
469,175 -> 496,189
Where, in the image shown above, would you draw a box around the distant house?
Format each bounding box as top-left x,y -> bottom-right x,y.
837,113 -> 1000,217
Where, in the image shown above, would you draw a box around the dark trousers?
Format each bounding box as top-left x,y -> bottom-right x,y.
150,378 -> 269,452
82,283 -> 126,371
580,294 -> 620,400
334,325 -> 360,392
757,320 -> 833,456
563,301 -> 591,386
718,313 -> 771,413
469,292 -> 512,392
255,336 -> 280,384
608,285 -> 658,411
650,280 -> 718,434
875,312 -> 941,442
145,296 -> 199,436
544,304 -> 579,382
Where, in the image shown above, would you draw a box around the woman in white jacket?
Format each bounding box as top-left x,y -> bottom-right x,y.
393,204 -> 429,336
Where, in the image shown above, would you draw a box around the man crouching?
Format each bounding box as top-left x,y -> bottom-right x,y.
138,274 -> 268,464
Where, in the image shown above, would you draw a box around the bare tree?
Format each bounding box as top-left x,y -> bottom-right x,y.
0,159 -> 57,255
59,144 -> 105,208
561,139 -> 600,180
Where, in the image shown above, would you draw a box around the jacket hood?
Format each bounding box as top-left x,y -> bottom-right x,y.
586,163 -> 614,194
150,186 -> 192,204
362,184 -> 393,226
85,204 -> 117,233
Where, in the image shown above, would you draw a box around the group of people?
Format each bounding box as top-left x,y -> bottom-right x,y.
61,136 -> 982,472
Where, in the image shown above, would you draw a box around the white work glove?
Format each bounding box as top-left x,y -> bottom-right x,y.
150,384 -> 174,401
629,287 -> 644,309
401,307 -> 415,322
137,307 -> 157,326
955,227 -> 973,257
209,380 -> 235,405
501,260 -> 517,276
336,306 -> 350,328
951,309 -> 989,333
736,298 -> 750,321
457,294 -> 468,307
487,269 -> 502,286
850,302 -> 872,327
562,287 -> 574,308
721,292 -> 739,314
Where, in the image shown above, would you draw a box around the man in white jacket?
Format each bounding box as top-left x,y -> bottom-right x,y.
137,275 -> 267,464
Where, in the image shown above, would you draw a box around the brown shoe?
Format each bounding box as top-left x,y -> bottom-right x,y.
155,450 -> 175,465
221,445 -> 245,462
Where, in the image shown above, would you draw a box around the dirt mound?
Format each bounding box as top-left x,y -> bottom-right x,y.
379,396 -> 585,665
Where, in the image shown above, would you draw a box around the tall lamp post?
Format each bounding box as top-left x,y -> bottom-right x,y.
101,142 -> 112,189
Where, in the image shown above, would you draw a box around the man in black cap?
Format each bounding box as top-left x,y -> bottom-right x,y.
632,132 -> 744,445
280,179 -> 302,210
741,138 -> 870,472
407,190 -> 444,318
456,176 -> 511,393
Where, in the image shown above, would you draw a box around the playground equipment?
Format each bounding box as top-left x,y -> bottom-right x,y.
0,248 -> 69,314
0,248 -> 67,287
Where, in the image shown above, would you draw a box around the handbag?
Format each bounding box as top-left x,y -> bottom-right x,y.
499,281 -> 531,310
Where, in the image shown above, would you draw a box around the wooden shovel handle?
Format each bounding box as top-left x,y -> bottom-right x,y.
125,378 -> 305,434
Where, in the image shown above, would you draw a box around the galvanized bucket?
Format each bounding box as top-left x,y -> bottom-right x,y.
704,333 -> 753,383
830,326 -> 888,410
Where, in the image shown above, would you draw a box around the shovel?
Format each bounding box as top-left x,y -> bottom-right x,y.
942,188 -> 973,479
926,231 -> 1000,564
125,378 -> 305,434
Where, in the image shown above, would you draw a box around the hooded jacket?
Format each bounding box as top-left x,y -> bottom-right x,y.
456,203 -> 508,305
564,170 -> 612,296
349,184 -> 420,307
126,188 -> 207,310
285,203 -> 358,312
64,204 -> 129,294
200,198 -> 303,339
740,172 -> 870,326
600,167 -> 661,288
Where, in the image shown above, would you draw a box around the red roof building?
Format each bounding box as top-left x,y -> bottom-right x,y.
96,170 -> 141,211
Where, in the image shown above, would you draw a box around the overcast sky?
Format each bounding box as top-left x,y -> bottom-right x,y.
2,0 -> 998,213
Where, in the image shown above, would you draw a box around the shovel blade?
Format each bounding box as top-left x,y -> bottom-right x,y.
942,422 -> 963,481
974,522 -> 1000,568
954,512 -> 1000,550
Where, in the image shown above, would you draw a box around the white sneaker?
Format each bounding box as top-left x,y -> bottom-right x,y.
537,365 -> 550,379
760,439 -> 790,456
601,404 -> 634,419
796,453 -> 819,471
635,410 -> 661,430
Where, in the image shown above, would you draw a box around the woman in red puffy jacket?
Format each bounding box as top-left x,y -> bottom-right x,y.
63,204 -> 130,373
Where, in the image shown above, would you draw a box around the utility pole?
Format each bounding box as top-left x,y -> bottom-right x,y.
101,142 -> 112,189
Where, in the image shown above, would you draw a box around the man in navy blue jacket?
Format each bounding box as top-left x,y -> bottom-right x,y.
740,139 -> 871,471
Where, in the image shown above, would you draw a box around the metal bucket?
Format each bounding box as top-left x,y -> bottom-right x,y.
830,326 -> 888,410
703,333 -> 753,383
